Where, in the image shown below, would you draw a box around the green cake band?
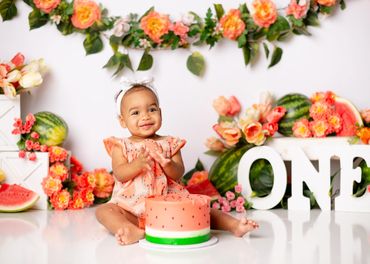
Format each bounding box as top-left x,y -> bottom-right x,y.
145,233 -> 211,245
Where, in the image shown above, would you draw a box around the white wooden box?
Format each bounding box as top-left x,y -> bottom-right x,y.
0,95 -> 20,151
0,152 -> 49,210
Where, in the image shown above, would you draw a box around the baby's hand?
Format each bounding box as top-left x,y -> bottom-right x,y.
149,147 -> 171,168
134,147 -> 153,173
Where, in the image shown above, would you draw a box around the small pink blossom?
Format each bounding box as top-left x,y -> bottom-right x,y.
28,152 -> 37,161
170,22 -> 189,44
230,200 -> 237,208
234,184 -> 242,193
31,132 -> 39,139
361,109 -> 370,124
18,150 -> 26,158
286,0 -> 309,19
262,122 -> 278,137
310,119 -> 330,138
236,196 -> 245,206
266,106 -> 286,123
32,141 -> 41,151
25,140 -> 34,151
236,205 -> 246,213
212,202 -> 220,209
225,191 -> 236,201
213,96 -> 241,117
221,204 -> 231,212
40,145 -> 48,152
292,118 -> 312,138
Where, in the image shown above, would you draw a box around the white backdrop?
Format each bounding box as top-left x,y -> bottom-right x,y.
1,0 -> 369,172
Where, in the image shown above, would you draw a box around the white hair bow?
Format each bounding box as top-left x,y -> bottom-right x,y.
115,76 -> 158,116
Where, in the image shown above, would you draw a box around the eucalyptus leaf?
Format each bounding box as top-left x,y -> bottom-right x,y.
340,0 -> 346,10
263,42 -> 270,59
186,51 -> 205,76
214,3 -> 225,21
137,50 -> 153,71
305,10 -> 319,26
0,0 -> 17,21
268,46 -> 283,68
28,9 -> 48,30
22,0 -> 33,7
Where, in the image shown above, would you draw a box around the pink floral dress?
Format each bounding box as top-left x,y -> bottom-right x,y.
103,136 -> 189,225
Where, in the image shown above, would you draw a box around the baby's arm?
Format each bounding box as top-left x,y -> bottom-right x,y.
150,149 -> 185,181
111,145 -> 152,182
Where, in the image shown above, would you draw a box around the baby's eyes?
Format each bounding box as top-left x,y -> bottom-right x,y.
149,107 -> 158,112
131,111 -> 139,115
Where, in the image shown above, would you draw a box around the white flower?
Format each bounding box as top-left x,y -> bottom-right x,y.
139,39 -> 151,49
6,70 -> 22,83
19,72 -> 43,88
181,13 -> 195,26
2,82 -> 17,98
21,59 -> 47,74
50,15 -> 61,25
113,18 -> 131,37
118,46 -> 128,55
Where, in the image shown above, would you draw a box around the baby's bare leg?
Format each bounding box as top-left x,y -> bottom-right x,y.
95,203 -> 144,245
210,208 -> 259,237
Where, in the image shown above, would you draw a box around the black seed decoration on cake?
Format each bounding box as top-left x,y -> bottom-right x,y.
164,208 -> 167,211
182,208 -> 185,211
198,222 -> 201,226
162,225 -> 165,228
192,215 -> 194,218
171,216 -> 174,220
180,224 -> 183,228
155,216 -> 158,219
150,208 -> 152,211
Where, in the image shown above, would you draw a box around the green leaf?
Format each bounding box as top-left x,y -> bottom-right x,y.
186,51 -> 205,76
56,21 -> 74,35
237,34 -> 247,48
113,62 -> 125,76
83,33 -> 103,55
267,16 -> 290,42
263,42 -> 270,59
22,0 -> 32,7
109,35 -> 122,53
28,9 -> 48,29
292,27 -> 311,36
103,54 -> 120,68
239,3 -> 249,15
195,159 -> 205,171
340,0 -> 346,10
204,150 -> 223,157
214,3 -> 224,21
268,46 -> 283,68
0,0 -> 17,21
189,11 -> 202,24
139,6 -> 154,21
242,45 -> 251,66
122,54 -> 133,71
137,50 -> 153,71
218,116 -> 234,123
305,10 -> 319,27
250,42 -> 259,62
320,6 -> 334,14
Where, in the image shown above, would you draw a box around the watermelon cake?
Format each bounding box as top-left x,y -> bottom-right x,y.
144,194 -> 211,245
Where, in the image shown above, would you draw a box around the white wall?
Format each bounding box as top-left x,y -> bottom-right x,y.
1,0 -> 370,172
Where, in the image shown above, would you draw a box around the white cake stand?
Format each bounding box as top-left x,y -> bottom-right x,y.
139,236 -> 218,251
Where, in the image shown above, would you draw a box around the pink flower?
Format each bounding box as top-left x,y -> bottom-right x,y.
310,101 -> 333,121
50,189 -> 70,210
293,118 -> 312,138
170,22 -> 189,44
310,119 -> 330,138
252,0 -> 278,28
286,0 -> 309,19
25,140 -> 34,151
234,184 -> 242,193
262,122 -> 278,137
213,96 -> 241,117
10,53 -> 25,68
236,196 -> 245,206
236,205 -> 246,213
31,132 -> 39,139
266,106 -> 286,123
220,9 -> 245,40
93,169 -> 115,198
242,121 -> 266,145
28,152 -> 37,161
230,200 -> 237,208
327,112 -> 343,134
212,202 -> 220,209
42,176 -> 62,196
33,0 -> 61,14
32,142 -> 41,151
18,150 -> 26,159
221,204 -> 231,212
25,113 -> 36,124
225,191 -> 236,201
40,145 -> 48,152
140,11 -> 171,44
218,197 -> 226,204
361,109 -> 370,124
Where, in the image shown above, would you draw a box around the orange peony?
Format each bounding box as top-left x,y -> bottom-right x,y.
252,0 -> 278,28
50,189 -> 70,210
316,0 -> 336,7
310,119 -> 329,137
93,169 -> 114,198
33,0 -> 61,14
71,0 -> 101,30
292,118 -> 312,138
140,11 -> 171,44
220,9 -> 245,40
356,127 -> 370,144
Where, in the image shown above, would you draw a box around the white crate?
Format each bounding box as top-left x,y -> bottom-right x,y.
0,152 -> 49,210
0,95 -> 21,151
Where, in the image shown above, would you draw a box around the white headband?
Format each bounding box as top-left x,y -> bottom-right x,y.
115,76 -> 158,116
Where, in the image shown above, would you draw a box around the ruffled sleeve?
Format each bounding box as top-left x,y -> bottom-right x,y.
103,137 -> 126,158
168,136 -> 186,157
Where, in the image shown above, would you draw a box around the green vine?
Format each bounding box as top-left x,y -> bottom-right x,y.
0,0 -> 346,76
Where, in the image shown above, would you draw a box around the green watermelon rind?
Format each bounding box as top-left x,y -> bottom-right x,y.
0,184 -> 40,213
32,111 -> 69,146
276,93 -> 312,136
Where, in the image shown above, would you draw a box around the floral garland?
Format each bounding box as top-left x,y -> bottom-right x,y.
0,0 -> 346,76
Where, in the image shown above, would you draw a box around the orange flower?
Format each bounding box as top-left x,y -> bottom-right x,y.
188,171 -> 208,186
356,127 -> 370,144
68,193 -> 85,210
49,162 -> 69,182
242,121 -> 266,145
93,169 -> 114,198
361,109 -> 370,124
327,112 -> 343,134
205,137 -> 226,152
316,0 -> 336,7
42,176 -> 62,196
140,11 -> 171,44
80,188 -> 94,206
73,171 -> 96,189
213,122 -> 242,146
220,9 -> 245,40
309,101 -> 332,121
252,0 -> 278,28
33,0 -> 61,14
48,146 -> 68,163
310,120 -> 329,137
50,189 -> 70,210
213,96 -> 241,117
292,118 -> 312,138
71,0 -> 101,30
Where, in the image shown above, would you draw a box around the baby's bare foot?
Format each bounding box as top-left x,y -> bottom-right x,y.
115,227 -> 145,245
233,217 -> 259,237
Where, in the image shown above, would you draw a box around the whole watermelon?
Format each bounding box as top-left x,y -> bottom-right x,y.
209,145 -> 274,196
32,111 -> 68,146
276,93 -> 311,136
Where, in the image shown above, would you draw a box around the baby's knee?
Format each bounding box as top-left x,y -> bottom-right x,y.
95,204 -> 116,220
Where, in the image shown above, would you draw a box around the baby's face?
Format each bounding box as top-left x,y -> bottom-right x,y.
120,88 -> 161,139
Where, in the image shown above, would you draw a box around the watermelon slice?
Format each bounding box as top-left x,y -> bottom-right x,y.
334,96 -> 363,136
0,184 -> 39,213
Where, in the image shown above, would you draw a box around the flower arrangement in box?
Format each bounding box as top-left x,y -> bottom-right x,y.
0,52 -> 46,98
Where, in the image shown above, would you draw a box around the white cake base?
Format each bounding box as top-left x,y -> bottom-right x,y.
139,236 -> 218,251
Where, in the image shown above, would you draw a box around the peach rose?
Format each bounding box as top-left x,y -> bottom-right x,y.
252,0 -> 278,28
140,11 -> 171,44
33,0 -> 61,14
220,9 -> 245,40
316,0 -> 336,7
205,137 -> 226,152
361,109 -> 370,124
286,0 -> 309,19
242,121 -> 266,145
71,0 -> 101,30
170,22 -> 189,44
213,122 -> 242,146
213,96 -> 241,117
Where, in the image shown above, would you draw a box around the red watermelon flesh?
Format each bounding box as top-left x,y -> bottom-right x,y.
186,179 -> 221,200
0,184 -> 39,213
334,97 -> 363,136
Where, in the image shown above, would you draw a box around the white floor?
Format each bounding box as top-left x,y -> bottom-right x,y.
1,208 -> 369,264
